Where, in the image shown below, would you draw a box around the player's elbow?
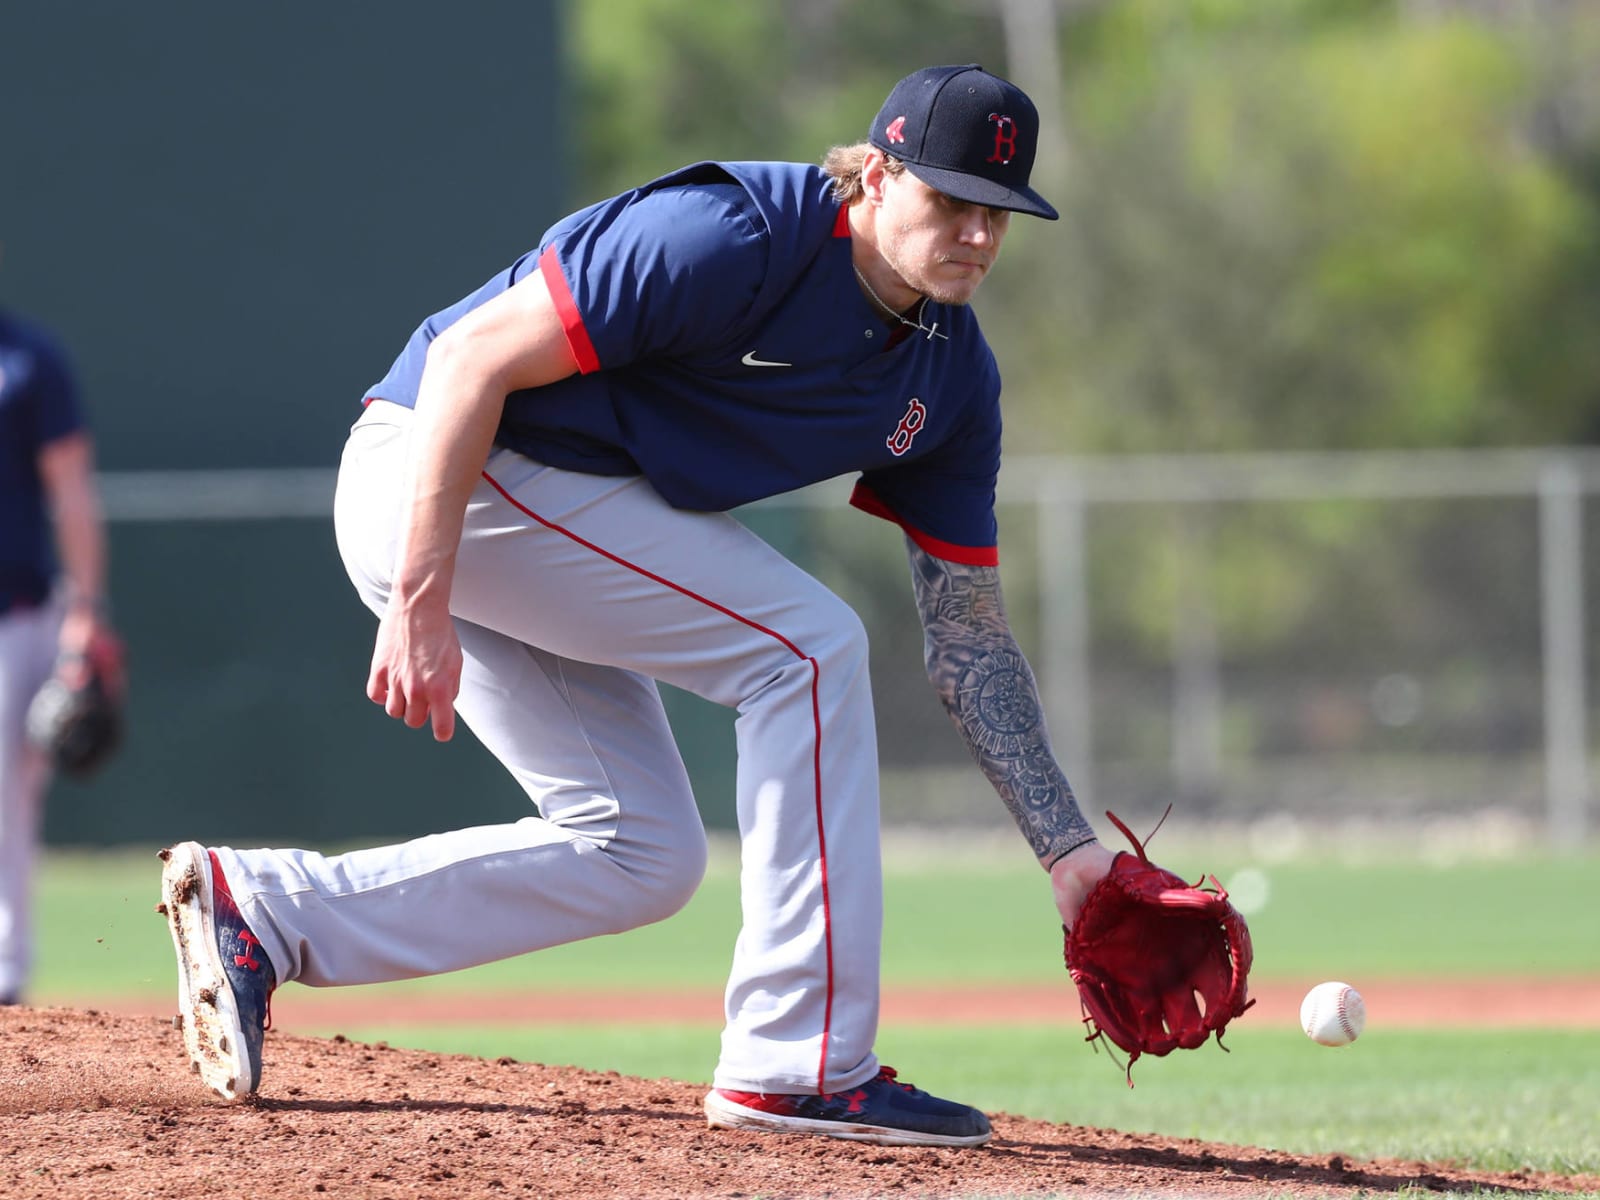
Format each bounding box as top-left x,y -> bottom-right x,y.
922,627 -> 967,712
423,314 -> 536,401
925,661 -> 960,717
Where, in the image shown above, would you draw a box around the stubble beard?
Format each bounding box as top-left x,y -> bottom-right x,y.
881,227 -> 988,309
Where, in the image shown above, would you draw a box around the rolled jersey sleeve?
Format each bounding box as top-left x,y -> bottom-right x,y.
537,181 -> 769,374
852,379 -> 1002,567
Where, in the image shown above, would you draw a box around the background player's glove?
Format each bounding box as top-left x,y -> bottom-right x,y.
26,639 -> 125,779
1063,811 -> 1254,1082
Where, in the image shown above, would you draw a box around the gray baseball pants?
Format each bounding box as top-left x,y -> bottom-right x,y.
211,399 -> 886,1094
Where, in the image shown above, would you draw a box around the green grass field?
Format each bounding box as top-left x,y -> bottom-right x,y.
26,839 -> 1600,1187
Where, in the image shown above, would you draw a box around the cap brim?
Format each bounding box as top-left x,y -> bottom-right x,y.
903,160 -> 1059,221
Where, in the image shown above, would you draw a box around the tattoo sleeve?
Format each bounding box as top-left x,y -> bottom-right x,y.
907,539 -> 1097,865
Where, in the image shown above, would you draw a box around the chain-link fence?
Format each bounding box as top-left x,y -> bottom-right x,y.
781,448 -> 1600,851
76,448 -> 1599,851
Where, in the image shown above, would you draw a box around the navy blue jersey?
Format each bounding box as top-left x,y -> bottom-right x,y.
0,309 -> 83,610
369,161 -> 1003,563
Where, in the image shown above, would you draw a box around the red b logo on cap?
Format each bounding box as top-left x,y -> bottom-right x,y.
886,116 -> 907,144
987,113 -> 1017,164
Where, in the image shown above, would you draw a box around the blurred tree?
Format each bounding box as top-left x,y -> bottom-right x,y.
571,0 -> 1005,202
569,1 -> 1600,454
993,2 -> 1600,454
986,3 -> 1600,707
562,1 -> 1600,755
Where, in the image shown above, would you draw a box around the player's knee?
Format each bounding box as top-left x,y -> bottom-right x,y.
805,596 -> 870,677
820,609 -> 872,699
649,850 -> 708,924
615,835 -> 707,929
757,601 -> 871,717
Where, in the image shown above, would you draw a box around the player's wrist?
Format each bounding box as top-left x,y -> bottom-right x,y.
1044,836 -> 1099,871
64,588 -> 109,617
1049,840 -> 1116,929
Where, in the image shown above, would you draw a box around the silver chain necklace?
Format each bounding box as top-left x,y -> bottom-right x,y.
853,265 -> 948,341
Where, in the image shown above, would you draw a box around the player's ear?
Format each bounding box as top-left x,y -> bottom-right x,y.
861,149 -> 891,208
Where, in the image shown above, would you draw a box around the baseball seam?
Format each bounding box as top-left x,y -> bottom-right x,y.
1336,992 -> 1356,1043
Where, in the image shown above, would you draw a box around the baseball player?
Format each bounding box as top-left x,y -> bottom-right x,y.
0,266 -> 121,1007
161,64 -> 1119,1146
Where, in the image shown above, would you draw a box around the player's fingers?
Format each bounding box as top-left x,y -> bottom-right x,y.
367,658 -> 390,705
59,656 -> 92,689
400,688 -> 430,728
425,648 -> 462,742
408,675 -> 455,741
430,701 -> 455,743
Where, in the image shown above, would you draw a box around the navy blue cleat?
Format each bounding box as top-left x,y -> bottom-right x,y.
704,1066 -> 992,1147
159,841 -> 276,1100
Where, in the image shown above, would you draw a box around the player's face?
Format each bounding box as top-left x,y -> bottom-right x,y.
878,171 -> 1011,307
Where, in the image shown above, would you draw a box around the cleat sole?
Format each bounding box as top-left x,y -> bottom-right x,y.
160,842 -> 254,1101
703,1090 -> 991,1148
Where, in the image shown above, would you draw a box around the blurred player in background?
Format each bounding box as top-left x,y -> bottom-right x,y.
162,65 -> 1122,1145
0,246 -> 122,1006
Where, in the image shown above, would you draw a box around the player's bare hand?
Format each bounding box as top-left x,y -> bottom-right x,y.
59,609 -> 126,698
367,595 -> 462,742
1050,840 -> 1117,931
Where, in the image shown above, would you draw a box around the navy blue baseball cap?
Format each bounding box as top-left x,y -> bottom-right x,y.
869,64 -> 1058,221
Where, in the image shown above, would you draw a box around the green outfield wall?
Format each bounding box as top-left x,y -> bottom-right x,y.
0,3 -> 635,845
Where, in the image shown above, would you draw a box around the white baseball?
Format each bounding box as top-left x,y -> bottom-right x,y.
1300,981 -> 1366,1046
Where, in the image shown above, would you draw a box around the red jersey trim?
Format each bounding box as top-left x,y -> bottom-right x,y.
832,204 -> 850,238
538,245 -> 601,375
849,482 -> 1000,567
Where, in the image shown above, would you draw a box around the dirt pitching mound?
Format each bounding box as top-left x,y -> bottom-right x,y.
2,1006 -> 1594,1199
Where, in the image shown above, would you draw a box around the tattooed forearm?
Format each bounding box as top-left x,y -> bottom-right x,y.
907,541 -> 1097,865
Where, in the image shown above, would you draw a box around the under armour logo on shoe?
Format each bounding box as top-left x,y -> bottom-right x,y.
234,929 -> 264,972
844,1088 -> 869,1114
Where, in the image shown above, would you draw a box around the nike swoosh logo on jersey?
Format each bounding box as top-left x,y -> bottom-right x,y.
741,351 -> 792,368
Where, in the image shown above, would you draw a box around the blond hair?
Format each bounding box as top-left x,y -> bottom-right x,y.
822,143 -> 905,204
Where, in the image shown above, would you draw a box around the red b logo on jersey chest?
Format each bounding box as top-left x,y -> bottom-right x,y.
886,397 -> 927,457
